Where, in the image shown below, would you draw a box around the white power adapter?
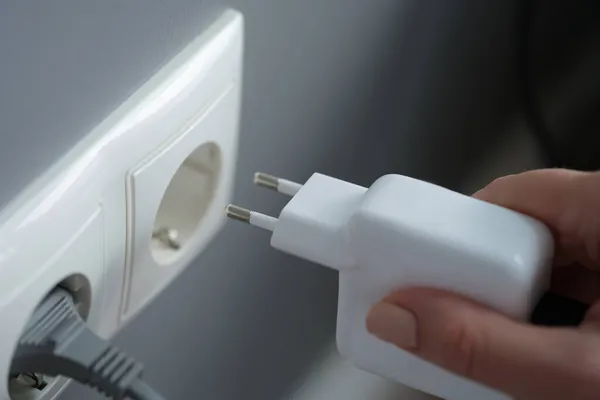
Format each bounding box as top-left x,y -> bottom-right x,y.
226,172 -> 554,400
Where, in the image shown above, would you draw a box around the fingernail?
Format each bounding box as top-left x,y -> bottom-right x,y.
366,302 -> 417,349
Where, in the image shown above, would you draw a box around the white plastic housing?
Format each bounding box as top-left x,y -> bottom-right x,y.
271,173 -> 554,400
0,10 -> 243,399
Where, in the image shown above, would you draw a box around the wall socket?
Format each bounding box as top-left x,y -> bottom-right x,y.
0,9 -> 243,399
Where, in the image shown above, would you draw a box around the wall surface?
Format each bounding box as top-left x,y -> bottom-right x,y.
0,1 -> 523,399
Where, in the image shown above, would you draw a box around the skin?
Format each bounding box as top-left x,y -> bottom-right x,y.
366,169 -> 600,400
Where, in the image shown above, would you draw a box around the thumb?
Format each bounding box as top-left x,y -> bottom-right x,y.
366,288 -> 600,400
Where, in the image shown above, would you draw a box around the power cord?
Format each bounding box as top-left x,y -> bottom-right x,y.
10,289 -> 166,400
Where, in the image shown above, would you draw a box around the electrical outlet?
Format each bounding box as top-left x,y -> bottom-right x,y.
0,9 -> 243,399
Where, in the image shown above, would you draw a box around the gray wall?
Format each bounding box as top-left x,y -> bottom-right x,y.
0,1 -> 521,399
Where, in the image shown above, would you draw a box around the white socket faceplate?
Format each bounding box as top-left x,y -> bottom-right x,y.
0,10 -> 243,399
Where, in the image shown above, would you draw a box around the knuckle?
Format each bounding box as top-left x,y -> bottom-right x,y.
437,318 -> 488,380
486,175 -> 512,191
474,175 -> 512,201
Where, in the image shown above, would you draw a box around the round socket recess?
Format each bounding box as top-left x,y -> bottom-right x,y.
151,142 -> 222,265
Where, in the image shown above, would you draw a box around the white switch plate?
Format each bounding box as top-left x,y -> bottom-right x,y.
0,9 -> 243,399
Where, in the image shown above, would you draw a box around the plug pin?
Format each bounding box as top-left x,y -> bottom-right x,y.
254,172 -> 302,196
225,204 -> 278,231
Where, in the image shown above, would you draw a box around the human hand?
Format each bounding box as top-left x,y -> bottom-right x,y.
366,169 -> 600,400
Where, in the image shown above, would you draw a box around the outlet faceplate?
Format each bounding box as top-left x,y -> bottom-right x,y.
0,10 -> 243,399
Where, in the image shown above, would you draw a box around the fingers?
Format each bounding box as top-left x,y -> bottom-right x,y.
367,288 -> 600,400
550,264 -> 600,304
472,169 -> 586,219
580,301 -> 600,332
474,169 -> 600,269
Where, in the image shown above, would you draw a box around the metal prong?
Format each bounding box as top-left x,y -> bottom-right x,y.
152,227 -> 181,250
225,204 -> 252,223
254,172 -> 279,191
225,204 -> 278,231
253,172 -> 303,196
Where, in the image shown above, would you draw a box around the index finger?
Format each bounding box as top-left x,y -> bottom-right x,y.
474,169 -> 600,270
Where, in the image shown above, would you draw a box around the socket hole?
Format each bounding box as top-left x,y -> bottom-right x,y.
9,274 -> 92,400
151,142 -> 222,265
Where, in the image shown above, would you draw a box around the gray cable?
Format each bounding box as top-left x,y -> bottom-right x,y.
127,379 -> 165,400
10,289 -> 166,400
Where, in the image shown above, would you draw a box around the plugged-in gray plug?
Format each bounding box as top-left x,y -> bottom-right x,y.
11,289 -> 165,400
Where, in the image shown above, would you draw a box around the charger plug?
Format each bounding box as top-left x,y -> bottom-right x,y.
226,172 -> 555,400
